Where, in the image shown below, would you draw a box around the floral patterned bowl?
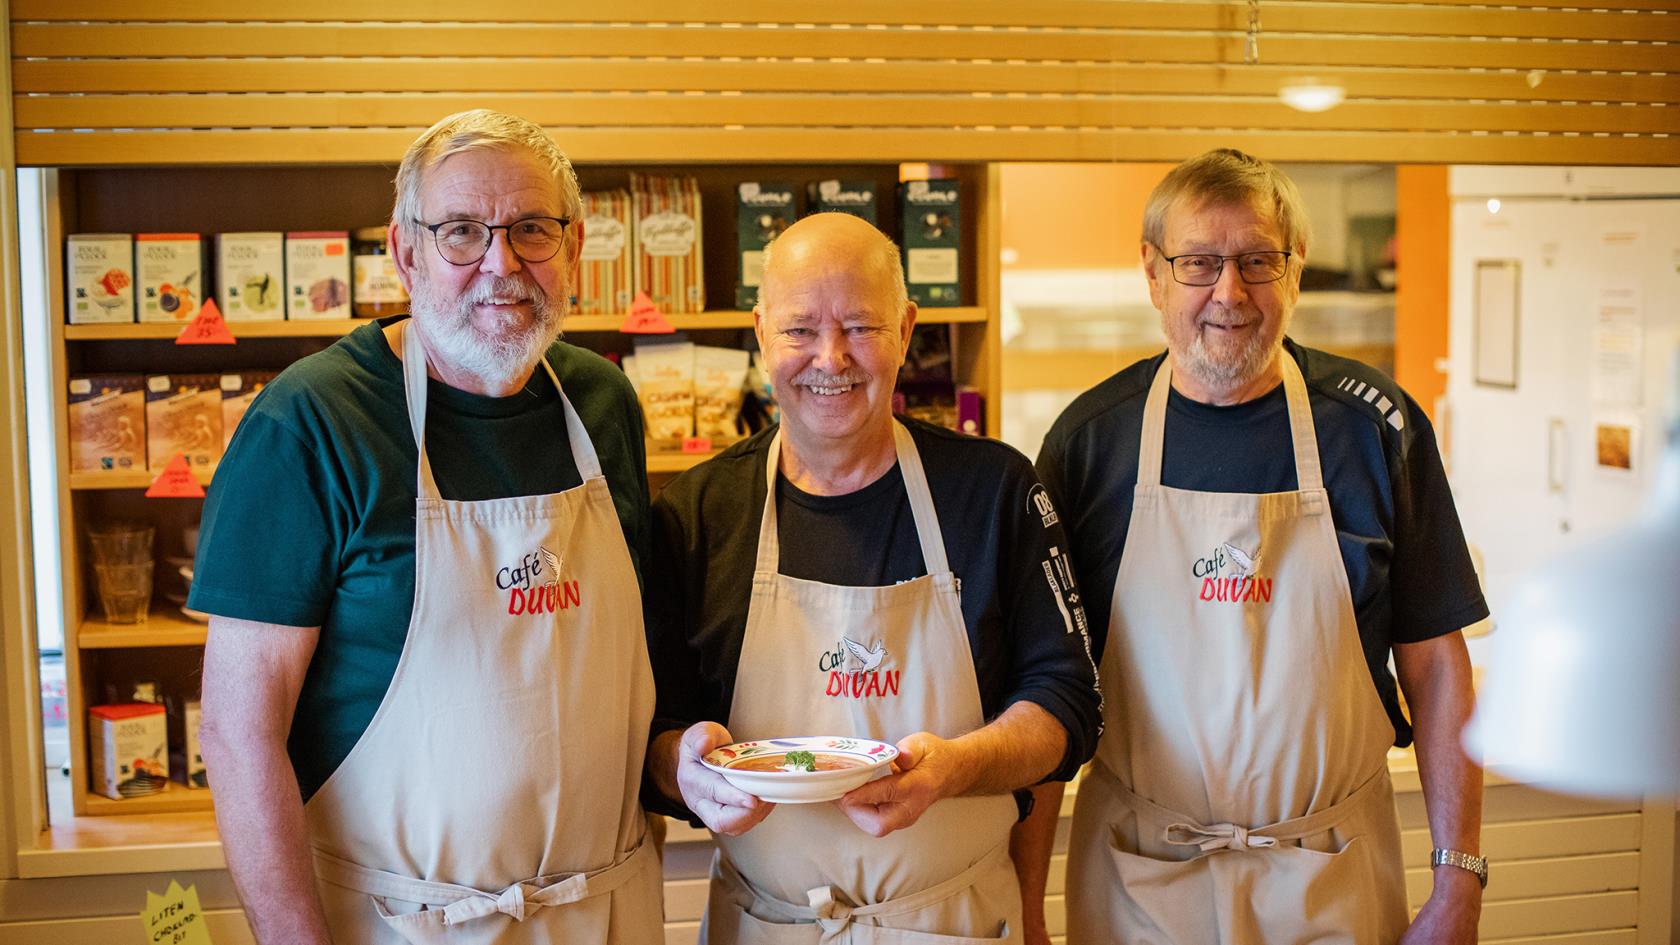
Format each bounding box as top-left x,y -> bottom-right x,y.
701,736 -> 899,804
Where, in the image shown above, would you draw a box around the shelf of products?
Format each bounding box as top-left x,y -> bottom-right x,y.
79,609 -> 208,649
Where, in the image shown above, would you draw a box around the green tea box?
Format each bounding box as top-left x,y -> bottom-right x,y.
735,181 -> 797,310
898,179 -> 961,307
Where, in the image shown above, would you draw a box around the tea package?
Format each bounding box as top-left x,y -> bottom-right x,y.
68,374 -> 145,474
631,173 -> 705,314
694,346 -> 750,438
898,179 -> 962,307
136,233 -> 205,323
735,181 -> 796,309
216,232 -> 285,321
89,703 -> 169,799
579,190 -> 633,314
286,231 -> 352,320
145,374 -> 223,472
66,234 -> 135,324
635,340 -> 696,439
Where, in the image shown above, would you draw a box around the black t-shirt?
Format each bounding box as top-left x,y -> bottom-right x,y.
646,418 -> 1105,808
1034,340 -> 1488,747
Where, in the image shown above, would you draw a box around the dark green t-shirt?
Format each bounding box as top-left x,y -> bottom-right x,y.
188,316 -> 649,801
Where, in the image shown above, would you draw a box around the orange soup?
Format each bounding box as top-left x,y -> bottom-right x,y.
731,752 -> 867,773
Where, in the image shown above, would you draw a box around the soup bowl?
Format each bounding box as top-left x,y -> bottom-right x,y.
701,736 -> 899,804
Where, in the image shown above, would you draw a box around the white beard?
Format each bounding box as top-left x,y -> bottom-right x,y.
408,273 -> 565,391
1166,309 -> 1289,395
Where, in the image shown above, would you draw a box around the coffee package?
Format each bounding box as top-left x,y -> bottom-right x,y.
145,374 -> 222,472
898,179 -> 962,307
68,374 -> 145,474
807,179 -> 879,225
735,181 -> 796,309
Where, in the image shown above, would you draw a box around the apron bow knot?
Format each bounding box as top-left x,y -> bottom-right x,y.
806,885 -> 857,934
1164,821 -> 1279,853
441,882 -> 529,924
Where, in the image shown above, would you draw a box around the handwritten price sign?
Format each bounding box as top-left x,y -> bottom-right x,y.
176,300 -> 236,345
140,879 -> 214,945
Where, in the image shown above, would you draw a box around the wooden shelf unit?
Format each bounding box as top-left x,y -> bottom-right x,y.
42,160 -> 1002,826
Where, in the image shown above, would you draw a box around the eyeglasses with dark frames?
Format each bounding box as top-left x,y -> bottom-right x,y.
415,217 -> 571,266
1153,245 -> 1293,287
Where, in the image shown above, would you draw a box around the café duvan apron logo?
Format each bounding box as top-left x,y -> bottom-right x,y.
496,545 -> 583,615
1192,541 -> 1274,604
816,637 -> 901,699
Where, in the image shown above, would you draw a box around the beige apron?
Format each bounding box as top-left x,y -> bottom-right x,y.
302,322 -> 662,944
1066,356 -> 1409,945
704,422 -> 1023,945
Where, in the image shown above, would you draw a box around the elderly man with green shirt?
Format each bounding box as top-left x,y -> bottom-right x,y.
194,109 -> 663,944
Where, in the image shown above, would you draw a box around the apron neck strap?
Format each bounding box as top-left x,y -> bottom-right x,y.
399,320 -> 603,499
1138,350 -> 1323,492
754,420 -> 952,577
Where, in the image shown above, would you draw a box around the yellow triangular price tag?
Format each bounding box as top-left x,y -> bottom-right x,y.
140,879 -> 214,945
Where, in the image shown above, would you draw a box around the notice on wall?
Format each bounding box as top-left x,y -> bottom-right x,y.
140,880 -> 213,945
1592,284 -> 1643,407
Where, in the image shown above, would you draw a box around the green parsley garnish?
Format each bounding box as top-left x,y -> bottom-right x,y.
781,750 -> 817,772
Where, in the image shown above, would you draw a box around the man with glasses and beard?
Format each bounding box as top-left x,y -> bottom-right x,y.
1031,149 -> 1487,944
194,110 -> 661,944
642,212 -> 1102,945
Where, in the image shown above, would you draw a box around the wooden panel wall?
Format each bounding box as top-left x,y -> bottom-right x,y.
10,1 -> 1680,166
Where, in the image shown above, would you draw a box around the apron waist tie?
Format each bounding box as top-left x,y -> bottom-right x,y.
721,839 -> 1012,936
313,834 -> 654,926
1092,760 -> 1391,854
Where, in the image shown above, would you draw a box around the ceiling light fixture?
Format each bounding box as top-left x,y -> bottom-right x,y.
1278,78 -> 1346,113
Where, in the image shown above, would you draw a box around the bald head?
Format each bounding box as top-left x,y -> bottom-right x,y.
758,212 -> 909,320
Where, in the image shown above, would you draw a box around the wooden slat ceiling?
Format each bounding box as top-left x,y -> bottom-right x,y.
10,1 -> 1680,166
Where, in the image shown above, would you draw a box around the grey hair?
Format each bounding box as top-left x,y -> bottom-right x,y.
757,218 -> 910,321
1141,148 -> 1311,257
392,109 -> 583,243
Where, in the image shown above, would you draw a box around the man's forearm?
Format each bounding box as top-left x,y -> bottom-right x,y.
949,701 -> 1068,796
1399,634 -> 1484,855
1010,781 -> 1067,945
203,729 -> 333,945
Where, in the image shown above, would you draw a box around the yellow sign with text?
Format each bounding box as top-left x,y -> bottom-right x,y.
140,879 -> 214,945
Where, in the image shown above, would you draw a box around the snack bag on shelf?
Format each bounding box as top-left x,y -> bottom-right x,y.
634,339 -> 696,440
694,345 -> 751,438
68,374 -> 145,474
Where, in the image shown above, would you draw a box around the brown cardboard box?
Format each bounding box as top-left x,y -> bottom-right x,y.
145,374 -> 222,472
579,190 -> 633,315
68,374 -> 146,474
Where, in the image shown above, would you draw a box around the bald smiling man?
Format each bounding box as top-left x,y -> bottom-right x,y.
642,213 -> 1103,945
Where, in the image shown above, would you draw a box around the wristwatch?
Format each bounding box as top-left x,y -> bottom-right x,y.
1431,848 -> 1489,888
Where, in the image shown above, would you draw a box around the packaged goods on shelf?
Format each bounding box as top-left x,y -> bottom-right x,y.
808,179 -> 879,225
136,233 -> 205,324
68,374 -> 145,474
220,371 -> 279,449
634,339 -> 697,439
746,351 -> 779,425
88,703 -> 168,800
736,181 -> 797,309
66,233 -> 135,324
694,346 -> 751,438
897,325 -> 959,430
956,386 -> 984,436
170,698 -> 207,789
631,173 -> 705,314
215,232 -> 285,322
352,226 -> 408,318
144,374 -> 222,472
286,231 -> 352,320
899,179 -> 962,307
579,190 -> 633,315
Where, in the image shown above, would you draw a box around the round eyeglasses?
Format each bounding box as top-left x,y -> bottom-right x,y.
415,216 -> 571,266
1155,247 -> 1292,287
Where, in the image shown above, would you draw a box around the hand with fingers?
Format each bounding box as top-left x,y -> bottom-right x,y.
835,732 -> 960,838
675,721 -> 777,836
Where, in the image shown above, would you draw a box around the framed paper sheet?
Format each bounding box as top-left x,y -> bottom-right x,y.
1473,259 -> 1520,389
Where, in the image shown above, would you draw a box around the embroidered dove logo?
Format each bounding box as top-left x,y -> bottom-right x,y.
842,637 -> 886,674
1221,543 -> 1260,579
540,546 -> 562,589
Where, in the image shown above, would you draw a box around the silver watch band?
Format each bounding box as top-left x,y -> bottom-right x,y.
1431,848 -> 1489,888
